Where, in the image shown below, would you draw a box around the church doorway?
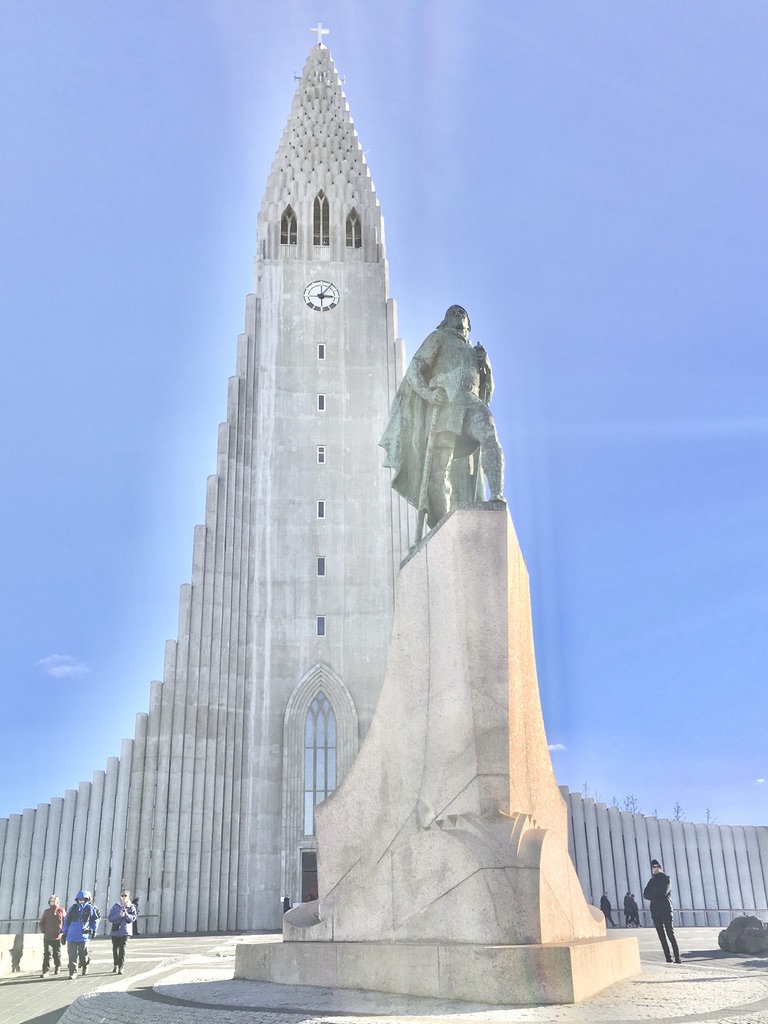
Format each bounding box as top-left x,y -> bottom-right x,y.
301,850 -> 318,902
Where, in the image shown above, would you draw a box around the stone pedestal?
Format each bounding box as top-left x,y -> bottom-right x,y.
236,506 -> 640,1003
236,935 -> 639,1006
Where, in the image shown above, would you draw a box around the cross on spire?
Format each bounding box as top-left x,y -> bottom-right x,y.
310,22 -> 329,46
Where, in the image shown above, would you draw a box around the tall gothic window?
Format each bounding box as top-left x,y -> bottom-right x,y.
345,208 -> 362,248
304,692 -> 337,835
281,205 -> 297,245
313,191 -> 329,246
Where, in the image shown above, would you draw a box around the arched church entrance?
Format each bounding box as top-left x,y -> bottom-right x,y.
281,664 -> 358,905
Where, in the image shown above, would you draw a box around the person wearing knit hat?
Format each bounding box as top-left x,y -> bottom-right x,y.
643,859 -> 681,963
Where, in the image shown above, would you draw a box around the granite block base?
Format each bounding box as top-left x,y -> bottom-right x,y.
235,935 -> 640,1005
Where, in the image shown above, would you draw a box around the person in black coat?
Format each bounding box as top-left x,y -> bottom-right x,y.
599,893 -> 615,927
643,859 -> 681,962
624,892 -> 640,927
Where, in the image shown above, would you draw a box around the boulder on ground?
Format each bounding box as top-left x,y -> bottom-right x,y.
718,915 -> 768,955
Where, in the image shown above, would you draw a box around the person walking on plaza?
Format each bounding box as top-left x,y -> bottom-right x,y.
38,895 -> 65,976
61,889 -> 99,978
643,858 -> 681,963
623,891 -> 640,927
108,889 -> 138,974
600,892 -> 616,927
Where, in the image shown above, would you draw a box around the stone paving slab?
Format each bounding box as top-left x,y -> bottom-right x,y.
0,934 -> 236,1024
54,929 -> 768,1024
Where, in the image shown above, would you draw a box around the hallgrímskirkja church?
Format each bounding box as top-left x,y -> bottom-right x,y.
1,30 -> 765,938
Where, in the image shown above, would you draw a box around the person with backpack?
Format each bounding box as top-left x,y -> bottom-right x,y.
61,890 -> 99,978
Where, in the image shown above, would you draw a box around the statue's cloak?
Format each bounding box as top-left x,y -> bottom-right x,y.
380,376 -> 479,527
380,377 -> 432,512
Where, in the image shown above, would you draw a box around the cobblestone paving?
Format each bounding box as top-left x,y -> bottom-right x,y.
51,929 -> 768,1024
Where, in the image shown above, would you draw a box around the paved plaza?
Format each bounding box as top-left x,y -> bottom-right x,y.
2,927 -> 768,1024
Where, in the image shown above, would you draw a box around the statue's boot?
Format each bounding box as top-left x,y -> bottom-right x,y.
481,440 -> 504,501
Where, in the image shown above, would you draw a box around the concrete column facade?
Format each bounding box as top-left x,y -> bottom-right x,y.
721,825 -> 744,909
133,695 -> 160,931
93,757 -> 119,915
9,808 -> 35,929
582,797 -> 603,904
708,826 -> 731,922
191,477 -> 220,932
53,791 -> 76,903
0,816 -> 21,931
561,792 -> 768,925
67,782 -> 91,900
733,826 -> 755,911
145,640 -> 178,935
24,804 -> 49,925
82,771 -> 105,899
744,827 -> 767,910
173,526 -> 206,933
683,821 -> 706,924
695,822 -> 719,924
756,829 -> 768,909
39,797 -> 63,910
620,811 -> 643,913
109,739 -> 133,907
122,711 -> 149,893
567,790 -> 591,900
668,821 -> 692,923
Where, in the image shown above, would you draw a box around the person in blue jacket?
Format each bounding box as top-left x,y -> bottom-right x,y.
61,890 -> 99,978
108,889 -> 138,974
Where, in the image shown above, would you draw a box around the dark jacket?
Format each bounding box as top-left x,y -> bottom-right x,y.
39,905 -> 65,940
624,893 -> 639,914
643,871 -> 673,918
108,900 -> 138,938
600,895 -> 612,915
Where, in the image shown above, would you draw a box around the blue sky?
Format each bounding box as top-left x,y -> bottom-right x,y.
1,1 -> 766,826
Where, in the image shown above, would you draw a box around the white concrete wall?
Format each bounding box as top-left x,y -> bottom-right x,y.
565,788 -> 768,926
0,757 -> 136,934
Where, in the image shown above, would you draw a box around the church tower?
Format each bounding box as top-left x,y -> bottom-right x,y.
121,36 -> 410,931
0,33 -> 411,939
119,36 -> 411,931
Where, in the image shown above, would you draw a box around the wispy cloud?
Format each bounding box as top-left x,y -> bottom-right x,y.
36,655 -> 90,678
548,743 -> 567,752
757,779 -> 765,785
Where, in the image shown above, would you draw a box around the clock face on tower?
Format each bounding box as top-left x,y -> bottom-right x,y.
304,280 -> 340,312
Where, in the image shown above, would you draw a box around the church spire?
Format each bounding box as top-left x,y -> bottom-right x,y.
258,36 -> 384,263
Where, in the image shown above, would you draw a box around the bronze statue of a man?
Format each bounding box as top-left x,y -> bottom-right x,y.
380,305 -> 504,535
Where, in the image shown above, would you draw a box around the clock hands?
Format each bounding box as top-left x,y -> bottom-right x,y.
304,281 -> 338,311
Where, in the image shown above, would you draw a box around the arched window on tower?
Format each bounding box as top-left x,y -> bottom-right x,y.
345,208 -> 362,249
280,205 -> 297,245
303,692 -> 337,835
313,191 -> 330,247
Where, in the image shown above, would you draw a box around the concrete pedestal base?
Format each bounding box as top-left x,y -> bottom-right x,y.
235,935 -> 641,1005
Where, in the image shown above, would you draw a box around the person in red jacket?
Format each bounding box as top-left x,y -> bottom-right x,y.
38,895 -> 65,977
